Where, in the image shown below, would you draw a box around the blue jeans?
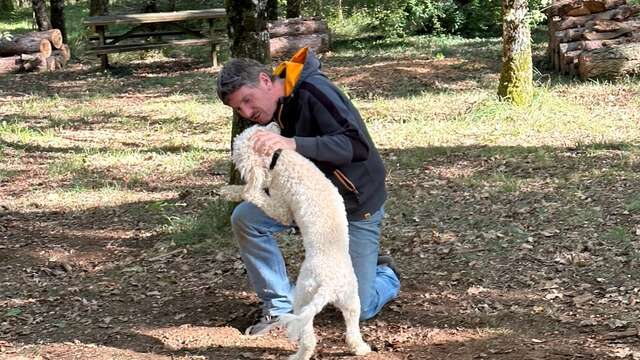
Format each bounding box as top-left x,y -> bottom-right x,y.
231,201 -> 400,320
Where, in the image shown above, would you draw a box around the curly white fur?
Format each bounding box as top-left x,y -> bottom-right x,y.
226,123 -> 371,360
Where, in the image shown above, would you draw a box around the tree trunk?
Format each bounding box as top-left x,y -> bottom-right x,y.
49,0 -> 66,43
579,42 -> 640,79
0,55 -> 21,75
337,0 -> 343,21
286,0 -> 301,18
267,0 -> 277,20
498,0 -> 533,106
89,0 -> 108,16
225,0 -> 271,185
31,0 -> 51,31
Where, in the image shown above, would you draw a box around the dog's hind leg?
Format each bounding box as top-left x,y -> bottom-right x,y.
336,289 -> 371,356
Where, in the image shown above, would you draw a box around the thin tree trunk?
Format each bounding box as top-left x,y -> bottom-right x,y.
337,0 -> 343,21
498,0 -> 533,106
286,0 -> 301,18
49,0 -> 66,43
225,0 -> 271,185
267,0 -> 278,20
89,0 -> 108,16
31,0 -> 51,31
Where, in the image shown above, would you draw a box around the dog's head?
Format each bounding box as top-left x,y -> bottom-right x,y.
231,122 -> 281,186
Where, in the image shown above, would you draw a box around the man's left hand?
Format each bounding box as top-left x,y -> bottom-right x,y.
251,131 -> 296,156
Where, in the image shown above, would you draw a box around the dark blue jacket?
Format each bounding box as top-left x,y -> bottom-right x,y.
273,49 -> 386,220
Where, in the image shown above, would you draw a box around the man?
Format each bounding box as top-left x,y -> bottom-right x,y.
216,47 -> 400,335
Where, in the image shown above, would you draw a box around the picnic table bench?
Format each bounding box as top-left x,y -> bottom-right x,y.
83,8 -> 226,69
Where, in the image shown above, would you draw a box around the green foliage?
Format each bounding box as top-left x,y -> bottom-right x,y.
322,0 -> 552,38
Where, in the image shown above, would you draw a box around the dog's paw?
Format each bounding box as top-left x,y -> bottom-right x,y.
278,314 -> 301,342
217,185 -> 244,202
350,342 -> 371,356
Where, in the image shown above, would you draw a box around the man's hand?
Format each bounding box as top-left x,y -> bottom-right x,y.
251,131 -> 295,156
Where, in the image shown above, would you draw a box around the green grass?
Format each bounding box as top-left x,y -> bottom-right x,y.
168,199 -> 234,247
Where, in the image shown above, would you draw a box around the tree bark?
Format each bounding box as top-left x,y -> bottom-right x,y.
555,6 -> 640,31
19,29 -> 63,49
498,0 -> 533,106
31,0 -> 51,31
0,55 -> 21,75
270,33 -> 330,58
286,0 -> 301,18
89,0 -> 108,16
20,52 -> 47,72
268,18 -> 328,38
579,42 -> 640,79
546,0 -> 626,17
0,36 -> 52,57
49,0 -> 66,43
224,0 -> 271,185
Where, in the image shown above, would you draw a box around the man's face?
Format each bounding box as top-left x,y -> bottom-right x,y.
226,73 -> 277,125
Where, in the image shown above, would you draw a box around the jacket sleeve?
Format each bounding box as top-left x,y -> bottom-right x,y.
293,83 -> 370,166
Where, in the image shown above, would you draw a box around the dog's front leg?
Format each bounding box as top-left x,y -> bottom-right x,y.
242,188 -> 294,225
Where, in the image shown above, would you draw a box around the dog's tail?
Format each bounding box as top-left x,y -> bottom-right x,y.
279,287 -> 333,341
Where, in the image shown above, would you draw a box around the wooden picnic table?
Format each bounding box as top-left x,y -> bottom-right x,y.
84,8 -> 226,69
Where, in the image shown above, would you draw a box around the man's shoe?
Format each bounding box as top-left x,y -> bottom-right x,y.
377,255 -> 400,279
245,314 -> 280,336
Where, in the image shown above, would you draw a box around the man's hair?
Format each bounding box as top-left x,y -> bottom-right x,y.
216,58 -> 272,105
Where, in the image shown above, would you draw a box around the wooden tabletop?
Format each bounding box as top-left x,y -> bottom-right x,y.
84,8 -> 226,26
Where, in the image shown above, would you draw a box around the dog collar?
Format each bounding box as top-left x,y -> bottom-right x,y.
269,149 -> 282,170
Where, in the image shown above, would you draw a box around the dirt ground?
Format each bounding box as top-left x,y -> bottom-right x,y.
1,55 -> 640,360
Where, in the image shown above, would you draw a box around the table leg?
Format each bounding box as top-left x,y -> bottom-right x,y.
96,25 -> 109,69
208,19 -> 218,68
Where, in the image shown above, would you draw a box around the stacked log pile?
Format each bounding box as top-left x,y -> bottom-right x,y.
268,18 -> 330,58
0,29 -> 70,75
548,0 -> 640,79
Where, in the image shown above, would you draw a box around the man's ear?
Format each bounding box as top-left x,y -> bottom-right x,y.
258,72 -> 272,89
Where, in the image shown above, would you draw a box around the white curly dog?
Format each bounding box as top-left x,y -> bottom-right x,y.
221,123 -> 371,360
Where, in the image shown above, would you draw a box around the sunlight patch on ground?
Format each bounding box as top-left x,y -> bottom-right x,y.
137,325 -> 294,351
12,188 -> 178,211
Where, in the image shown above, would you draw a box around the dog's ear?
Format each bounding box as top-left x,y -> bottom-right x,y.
265,122 -> 281,135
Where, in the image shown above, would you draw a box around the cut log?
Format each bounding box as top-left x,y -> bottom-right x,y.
268,18 -> 328,38
554,27 -> 588,43
48,44 -> 70,69
583,28 -> 631,40
566,7 -> 592,17
17,29 -> 63,49
582,18 -> 640,39
270,33 -> 330,58
547,0 -> 626,17
0,37 -> 52,57
0,55 -> 21,74
579,42 -> 640,79
20,52 -> 48,72
561,34 -> 640,52
555,6 -> 640,31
